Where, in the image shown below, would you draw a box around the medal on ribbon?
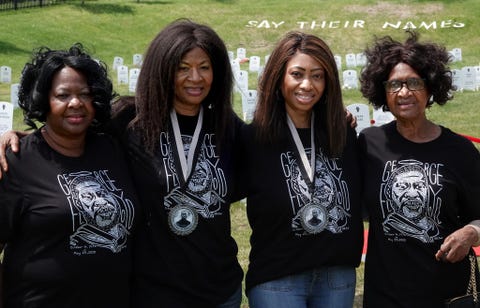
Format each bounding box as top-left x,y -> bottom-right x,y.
299,202 -> 327,234
287,112 -> 328,234
166,107 -> 204,236
168,204 -> 199,236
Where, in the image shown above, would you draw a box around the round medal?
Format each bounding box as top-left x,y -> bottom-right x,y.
168,205 -> 198,236
299,203 -> 327,234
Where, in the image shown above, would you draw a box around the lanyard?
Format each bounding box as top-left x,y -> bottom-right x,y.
170,107 -> 204,182
286,112 -> 315,182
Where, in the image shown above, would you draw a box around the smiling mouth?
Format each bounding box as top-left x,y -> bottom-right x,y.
397,100 -> 415,106
185,87 -> 203,96
295,93 -> 315,103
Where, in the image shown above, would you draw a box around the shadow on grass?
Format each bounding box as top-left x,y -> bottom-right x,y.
211,0 -> 236,3
0,41 -> 30,56
130,1 -> 173,4
70,3 -> 135,14
70,0 -> 172,13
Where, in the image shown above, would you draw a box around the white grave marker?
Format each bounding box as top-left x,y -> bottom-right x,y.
334,55 -> 342,71
372,108 -> 395,126
132,54 -> 143,67
452,69 -> 464,91
249,56 -> 261,72
0,101 -> 13,136
0,66 -> 12,83
474,66 -> 480,91
230,59 -> 240,77
235,70 -> 248,95
461,66 -> 476,91
346,103 -> 371,134
241,90 -> 257,122
129,68 -> 140,93
10,83 -> 19,108
345,53 -> 357,68
117,65 -> 129,85
342,70 -> 358,89
236,47 -> 246,60
451,48 -> 462,62
112,56 -> 124,71
356,53 -> 367,67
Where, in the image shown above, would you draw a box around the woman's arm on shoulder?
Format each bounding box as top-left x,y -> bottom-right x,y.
0,131 -> 28,179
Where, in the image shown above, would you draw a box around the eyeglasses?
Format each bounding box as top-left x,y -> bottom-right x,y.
383,78 -> 426,93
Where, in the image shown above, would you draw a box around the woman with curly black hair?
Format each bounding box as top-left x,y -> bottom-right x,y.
0,44 -> 138,308
358,31 -> 480,307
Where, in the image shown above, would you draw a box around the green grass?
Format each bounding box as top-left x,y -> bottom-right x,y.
2,0 -> 479,144
1,1 -> 479,306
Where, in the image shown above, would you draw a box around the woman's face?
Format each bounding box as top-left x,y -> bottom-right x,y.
281,52 -> 325,126
385,62 -> 430,122
46,66 -> 95,139
174,47 -> 213,116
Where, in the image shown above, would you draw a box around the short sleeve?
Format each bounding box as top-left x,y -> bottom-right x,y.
0,151 -> 26,243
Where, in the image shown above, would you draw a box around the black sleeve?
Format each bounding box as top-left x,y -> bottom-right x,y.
230,118 -> 249,202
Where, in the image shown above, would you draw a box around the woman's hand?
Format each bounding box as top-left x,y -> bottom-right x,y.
0,130 -> 23,179
435,225 -> 479,263
345,109 -> 357,129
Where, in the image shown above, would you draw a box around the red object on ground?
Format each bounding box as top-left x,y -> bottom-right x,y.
460,134 -> 480,144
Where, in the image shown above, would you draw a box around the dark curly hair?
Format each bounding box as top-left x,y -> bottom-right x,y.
359,31 -> 454,110
18,43 -> 115,130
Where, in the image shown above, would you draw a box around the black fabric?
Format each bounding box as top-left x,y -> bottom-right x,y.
359,121 -> 480,308
112,107 -> 244,307
0,130 -> 138,308
239,123 -> 364,291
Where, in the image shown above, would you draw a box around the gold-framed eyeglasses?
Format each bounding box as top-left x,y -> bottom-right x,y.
383,78 -> 426,93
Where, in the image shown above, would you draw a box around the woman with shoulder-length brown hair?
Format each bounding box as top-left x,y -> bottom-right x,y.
239,31 -> 363,308
254,31 -> 347,158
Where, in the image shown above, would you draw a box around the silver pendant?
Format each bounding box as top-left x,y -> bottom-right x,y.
299,203 -> 327,234
168,204 -> 199,236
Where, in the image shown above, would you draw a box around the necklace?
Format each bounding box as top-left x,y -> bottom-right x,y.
286,112 -> 328,234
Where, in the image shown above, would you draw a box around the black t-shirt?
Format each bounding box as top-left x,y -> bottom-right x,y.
0,130 -> 138,308
359,121 -> 480,308
239,123 -> 364,291
111,106 -> 245,307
